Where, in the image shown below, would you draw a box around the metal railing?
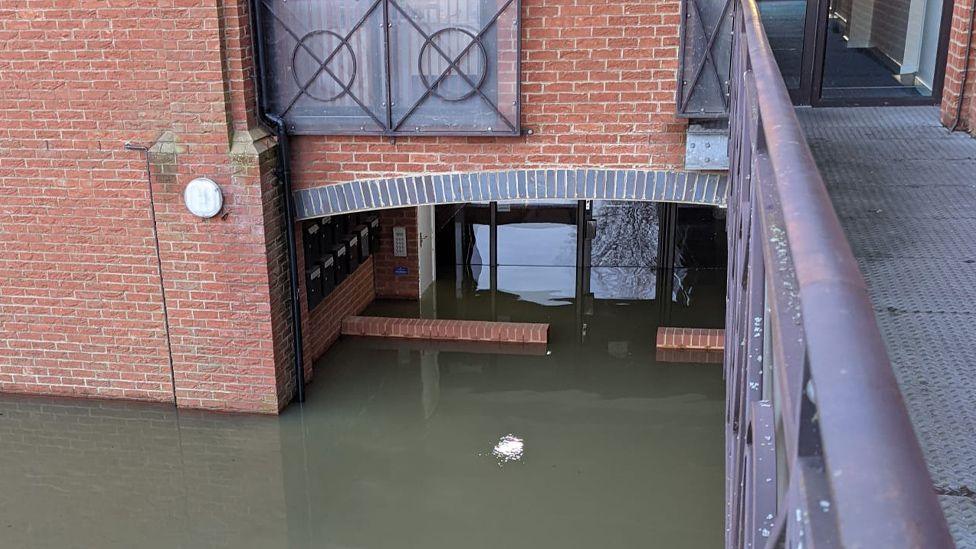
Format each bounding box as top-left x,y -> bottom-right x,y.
724,2 -> 954,547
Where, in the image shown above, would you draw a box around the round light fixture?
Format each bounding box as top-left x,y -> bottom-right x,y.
183,177 -> 223,218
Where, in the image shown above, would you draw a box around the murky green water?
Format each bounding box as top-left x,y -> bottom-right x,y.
0,204 -> 726,548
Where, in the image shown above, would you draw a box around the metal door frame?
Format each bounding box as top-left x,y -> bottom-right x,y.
787,0 -> 956,106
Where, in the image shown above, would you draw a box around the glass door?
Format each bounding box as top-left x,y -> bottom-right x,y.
757,0 -> 953,106
757,0 -> 818,98
818,0 -> 951,102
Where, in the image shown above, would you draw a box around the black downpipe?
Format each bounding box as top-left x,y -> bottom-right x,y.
251,1 -> 305,403
269,115 -> 306,404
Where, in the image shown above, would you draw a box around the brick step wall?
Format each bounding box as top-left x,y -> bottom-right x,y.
656,327 -> 725,351
347,337 -> 548,356
341,317 -> 549,345
656,348 -> 724,364
655,327 -> 725,365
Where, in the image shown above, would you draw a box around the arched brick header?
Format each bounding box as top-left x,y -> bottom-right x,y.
294,169 -> 727,221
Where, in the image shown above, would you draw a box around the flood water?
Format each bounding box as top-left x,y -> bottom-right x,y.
0,203 -> 726,549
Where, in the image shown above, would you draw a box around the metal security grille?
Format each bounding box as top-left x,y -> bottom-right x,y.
677,0 -> 734,117
255,0 -> 521,136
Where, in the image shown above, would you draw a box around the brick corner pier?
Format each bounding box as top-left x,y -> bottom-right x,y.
341,317 -> 549,345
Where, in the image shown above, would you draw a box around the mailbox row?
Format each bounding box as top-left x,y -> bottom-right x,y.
303,214 -> 380,310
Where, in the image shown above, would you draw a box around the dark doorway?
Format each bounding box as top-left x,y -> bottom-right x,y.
757,0 -> 955,106
433,200 -> 728,334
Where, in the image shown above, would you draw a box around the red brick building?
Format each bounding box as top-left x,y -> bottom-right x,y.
1,0 -> 974,413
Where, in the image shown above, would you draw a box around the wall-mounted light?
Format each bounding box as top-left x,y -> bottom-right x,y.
183,177 -> 223,218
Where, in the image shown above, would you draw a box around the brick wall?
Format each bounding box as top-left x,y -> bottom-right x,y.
373,208 -> 422,300
290,0 -> 687,191
0,0 -> 690,413
0,1 -> 292,413
0,4 -> 176,404
942,0 -> 976,132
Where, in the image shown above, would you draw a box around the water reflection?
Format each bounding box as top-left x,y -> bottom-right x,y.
1,321 -> 724,548
437,201 -> 726,329
0,397 -> 289,548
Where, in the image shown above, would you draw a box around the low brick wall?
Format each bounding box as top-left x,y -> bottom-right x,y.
656,348 -> 724,364
656,327 -> 725,351
342,317 -> 549,345
350,337 -> 549,356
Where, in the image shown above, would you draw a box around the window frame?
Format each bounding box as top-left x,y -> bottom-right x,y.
255,0 -> 522,137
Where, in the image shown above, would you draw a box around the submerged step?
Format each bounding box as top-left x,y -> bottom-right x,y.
341,316 -> 549,345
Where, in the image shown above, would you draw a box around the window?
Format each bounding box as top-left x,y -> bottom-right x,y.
257,0 -> 521,136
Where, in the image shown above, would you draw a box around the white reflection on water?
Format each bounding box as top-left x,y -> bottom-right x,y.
491,434 -> 524,465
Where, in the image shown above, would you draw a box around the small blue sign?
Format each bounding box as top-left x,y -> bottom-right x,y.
394,266 -> 409,276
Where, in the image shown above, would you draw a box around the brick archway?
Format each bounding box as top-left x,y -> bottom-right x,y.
294,168 -> 727,220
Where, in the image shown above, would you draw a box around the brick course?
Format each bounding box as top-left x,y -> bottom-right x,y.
342,316 -> 549,344
293,169 -> 728,219
656,327 -> 725,351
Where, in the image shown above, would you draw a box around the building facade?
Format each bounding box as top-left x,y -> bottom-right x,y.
1,0 -> 974,414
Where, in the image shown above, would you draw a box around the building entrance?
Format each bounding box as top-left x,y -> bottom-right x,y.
758,0 -> 953,105
432,201 -> 727,337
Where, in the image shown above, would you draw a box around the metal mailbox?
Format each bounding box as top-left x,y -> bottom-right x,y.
354,224 -> 371,261
319,254 -> 336,297
302,220 -> 323,263
328,243 -> 348,285
367,216 -> 380,253
305,264 -> 324,310
341,233 -> 360,273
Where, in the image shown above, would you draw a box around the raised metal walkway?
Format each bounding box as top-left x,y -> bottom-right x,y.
799,106 -> 976,547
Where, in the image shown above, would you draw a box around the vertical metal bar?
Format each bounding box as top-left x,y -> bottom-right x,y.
657,203 -> 678,324
250,0 -> 271,115
490,201 -> 498,267
266,115 -> 306,404
514,0 -> 522,130
748,401 -> 777,548
454,208 -> 463,300
676,0 -> 690,113
804,0 -> 829,105
382,0 -> 394,131
490,201 -> 498,320
575,200 -> 587,344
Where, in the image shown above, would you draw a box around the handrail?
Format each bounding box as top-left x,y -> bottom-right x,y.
724,1 -> 954,547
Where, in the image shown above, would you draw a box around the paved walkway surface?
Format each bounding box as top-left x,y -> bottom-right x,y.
798,106 -> 976,547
